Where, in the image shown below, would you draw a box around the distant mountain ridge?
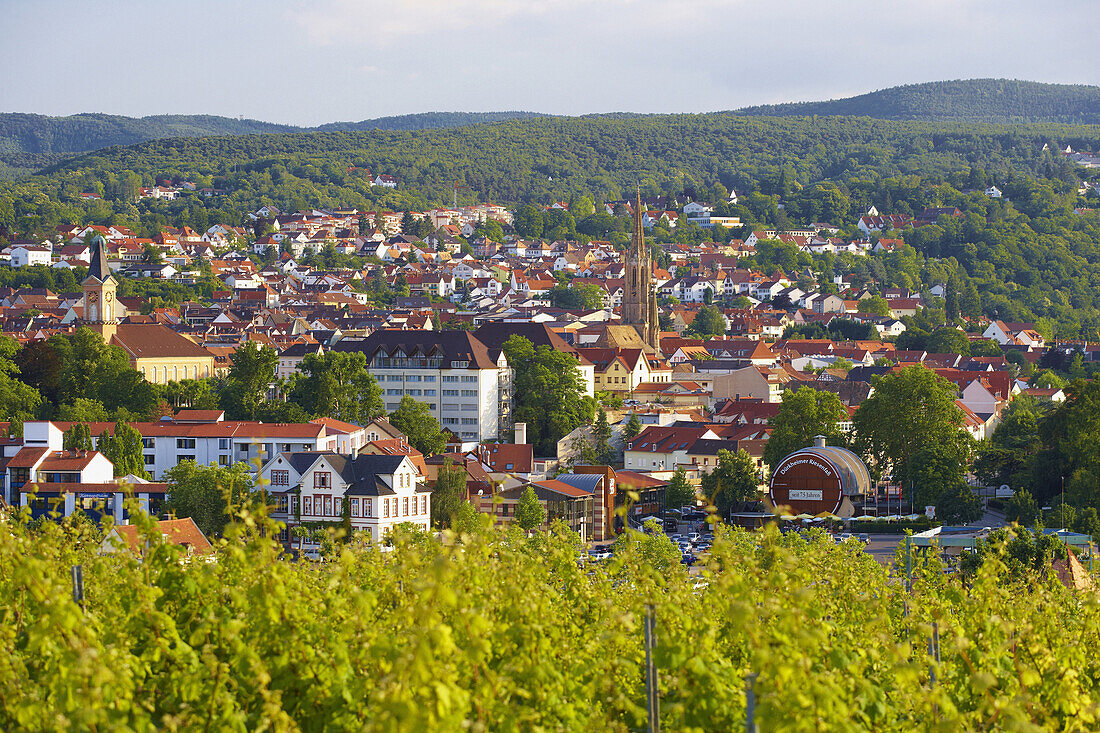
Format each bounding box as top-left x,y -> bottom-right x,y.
0,111 -> 547,176
3,79 -> 1100,177
733,79 -> 1100,124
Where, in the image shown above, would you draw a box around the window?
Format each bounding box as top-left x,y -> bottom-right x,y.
420,495 -> 427,514
144,454 -> 155,466
406,375 -> 421,382
443,389 -> 459,396
454,361 -> 470,368
403,497 -> 409,516
461,389 -> 476,397
303,496 -> 312,515
315,472 -> 331,488
461,376 -> 477,383
386,389 -> 402,396
366,498 -> 372,516
442,376 -> 459,383
141,437 -> 155,449
176,438 -> 196,449
383,500 -> 390,518
324,495 -> 332,516
351,498 -> 360,517
461,418 -> 477,425
219,455 -> 229,466
271,470 -> 289,486
423,389 -> 436,396
423,375 -> 436,382
406,389 -> 421,396
219,438 -> 229,450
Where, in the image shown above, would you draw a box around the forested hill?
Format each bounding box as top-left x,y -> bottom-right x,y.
314,111 -> 548,132
0,113 -> 298,173
734,79 -> 1100,124
0,111 -> 545,177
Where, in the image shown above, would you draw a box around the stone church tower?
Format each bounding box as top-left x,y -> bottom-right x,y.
82,235 -> 118,328
621,191 -> 658,350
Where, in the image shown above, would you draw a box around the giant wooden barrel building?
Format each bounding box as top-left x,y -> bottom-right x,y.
768,436 -> 870,517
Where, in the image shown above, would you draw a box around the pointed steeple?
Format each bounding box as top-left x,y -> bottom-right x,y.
86,234 -> 112,284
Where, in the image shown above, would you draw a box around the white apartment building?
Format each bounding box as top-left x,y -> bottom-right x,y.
259,451 -> 429,543
47,411 -> 355,480
331,331 -> 512,442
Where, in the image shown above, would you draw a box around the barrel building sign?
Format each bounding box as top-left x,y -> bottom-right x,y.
768,437 -> 871,517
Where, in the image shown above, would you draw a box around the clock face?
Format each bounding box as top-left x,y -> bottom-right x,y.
87,291 -> 98,303
105,291 -> 113,302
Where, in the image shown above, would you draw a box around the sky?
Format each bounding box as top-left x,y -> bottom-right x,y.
1,0 -> 1098,126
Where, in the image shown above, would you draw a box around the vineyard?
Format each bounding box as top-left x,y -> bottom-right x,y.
1,506 -> 1097,731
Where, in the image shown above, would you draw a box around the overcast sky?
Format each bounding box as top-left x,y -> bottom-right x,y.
2,0 -> 1097,126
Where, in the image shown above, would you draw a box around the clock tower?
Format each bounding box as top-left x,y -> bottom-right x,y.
82,235 -> 117,330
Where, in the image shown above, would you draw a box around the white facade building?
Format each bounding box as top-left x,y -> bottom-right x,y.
260,451 -> 429,543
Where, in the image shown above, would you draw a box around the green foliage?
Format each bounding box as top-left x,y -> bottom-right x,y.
431,458 -> 467,528
3,507 -> 1100,729
612,519 -> 683,575
664,466 -> 696,510
1004,489 -> 1040,525
514,486 -> 546,532
934,482 -> 984,524
389,395 -> 446,456
763,387 -> 849,471
700,449 -> 760,515
503,335 -> 595,456
958,526 -> 1069,581
926,327 -> 971,355
289,351 -> 383,424
0,335 -> 41,427
548,282 -> 603,310
686,305 -> 727,337
734,78 -> 1100,124
853,365 -> 972,481
622,413 -> 642,443
219,344 -> 278,421
45,328 -> 157,419
858,295 -> 891,316
63,423 -> 92,452
97,420 -> 150,479
163,460 -> 254,537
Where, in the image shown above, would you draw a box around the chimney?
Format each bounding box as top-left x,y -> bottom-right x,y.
813,435 -> 827,448
514,422 -> 527,446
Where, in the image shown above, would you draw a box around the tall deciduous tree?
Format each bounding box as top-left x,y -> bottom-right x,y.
700,448 -> 759,515
514,486 -> 546,532
100,420 -> 150,479
852,365 -> 971,482
503,335 -> 595,456
390,395 -> 446,456
665,466 -> 696,510
289,351 -> 383,424
431,458 -> 467,528
220,344 -> 278,420
64,423 -> 92,452
763,387 -> 848,471
164,461 -> 254,538
687,305 -> 726,337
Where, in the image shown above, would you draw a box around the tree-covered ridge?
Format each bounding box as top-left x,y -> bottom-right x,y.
315,111 -> 548,132
0,111 -> 549,177
36,114 -> 1100,205
734,79 -> 1100,125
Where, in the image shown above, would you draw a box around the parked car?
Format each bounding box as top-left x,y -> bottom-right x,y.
681,552 -> 698,566
588,548 -> 613,561
857,533 -> 870,544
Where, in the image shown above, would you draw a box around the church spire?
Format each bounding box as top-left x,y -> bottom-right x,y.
86,234 -> 112,283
